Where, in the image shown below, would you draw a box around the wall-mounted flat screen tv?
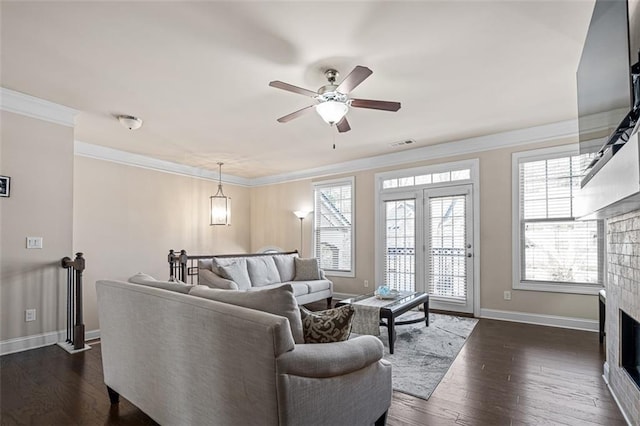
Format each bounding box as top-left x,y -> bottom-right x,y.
577,0 -> 638,179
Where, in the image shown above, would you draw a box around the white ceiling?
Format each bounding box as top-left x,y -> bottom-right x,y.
1,1 -> 594,179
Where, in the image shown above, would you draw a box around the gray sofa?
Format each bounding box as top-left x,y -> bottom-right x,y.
198,252 -> 333,307
96,279 -> 392,426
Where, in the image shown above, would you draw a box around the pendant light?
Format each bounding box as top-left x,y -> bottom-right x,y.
210,162 -> 231,226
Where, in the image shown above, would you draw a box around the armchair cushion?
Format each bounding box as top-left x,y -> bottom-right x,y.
300,305 -> 354,344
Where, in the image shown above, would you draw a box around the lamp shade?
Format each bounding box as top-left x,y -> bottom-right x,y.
210,193 -> 231,226
293,210 -> 310,219
316,101 -> 348,124
210,162 -> 231,226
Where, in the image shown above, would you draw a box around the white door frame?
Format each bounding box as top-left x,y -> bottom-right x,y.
374,159 -> 480,317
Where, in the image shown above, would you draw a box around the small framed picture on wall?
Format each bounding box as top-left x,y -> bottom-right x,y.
0,176 -> 10,197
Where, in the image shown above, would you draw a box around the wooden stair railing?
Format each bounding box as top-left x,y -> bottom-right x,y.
59,253 -> 89,353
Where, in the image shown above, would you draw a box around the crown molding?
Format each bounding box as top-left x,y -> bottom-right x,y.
0,87 -> 78,127
250,119 -> 573,186
75,109 -> 620,188
74,141 -> 251,187
251,110 -> 624,186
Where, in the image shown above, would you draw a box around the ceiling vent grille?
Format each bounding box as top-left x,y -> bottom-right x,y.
389,139 -> 415,148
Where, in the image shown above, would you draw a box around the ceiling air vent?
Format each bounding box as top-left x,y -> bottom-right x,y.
389,139 -> 415,148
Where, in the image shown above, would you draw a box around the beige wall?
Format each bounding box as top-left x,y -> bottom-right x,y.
251,137 -> 599,320
0,111 -> 74,341
74,156 -> 251,331
1,109 -> 601,345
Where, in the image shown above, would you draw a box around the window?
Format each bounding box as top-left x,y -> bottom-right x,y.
382,168 -> 471,189
313,177 -> 355,276
512,146 -> 604,294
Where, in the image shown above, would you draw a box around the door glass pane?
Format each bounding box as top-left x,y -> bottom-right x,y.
384,199 -> 415,291
428,195 -> 466,299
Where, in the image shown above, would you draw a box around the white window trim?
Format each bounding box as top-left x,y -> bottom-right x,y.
313,176 -> 355,278
511,145 -> 604,295
374,158 -> 481,316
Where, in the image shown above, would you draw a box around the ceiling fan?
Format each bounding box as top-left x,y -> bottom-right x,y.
269,65 -> 401,133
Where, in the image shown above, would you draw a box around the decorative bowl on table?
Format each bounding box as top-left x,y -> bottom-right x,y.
374,286 -> 399,300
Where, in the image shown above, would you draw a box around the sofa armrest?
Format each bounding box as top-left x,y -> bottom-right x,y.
276,336 -> 383,378
319,269 -> 327,280
198,269 -> 238,290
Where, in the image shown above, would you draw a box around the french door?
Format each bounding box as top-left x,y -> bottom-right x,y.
424,185 -> 474,313
382,184 -> 474,314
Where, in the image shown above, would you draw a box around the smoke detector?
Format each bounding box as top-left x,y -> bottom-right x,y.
117,115 -> 143,130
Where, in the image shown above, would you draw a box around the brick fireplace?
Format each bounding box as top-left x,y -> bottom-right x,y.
607,210 -> 640,423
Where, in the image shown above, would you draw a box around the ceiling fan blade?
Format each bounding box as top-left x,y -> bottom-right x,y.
269,81 -> 317,97
350,98 -> 401,112
336,116 -> 351,133
276,105 -> 315,123
336,66 -> 373,94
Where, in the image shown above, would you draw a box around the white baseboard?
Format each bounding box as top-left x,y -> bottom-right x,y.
480,308 -> 598,332
1,329 -> 100,356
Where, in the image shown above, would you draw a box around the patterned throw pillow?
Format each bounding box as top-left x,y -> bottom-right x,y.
300,305 -> 354,343
294,257 -> 321,281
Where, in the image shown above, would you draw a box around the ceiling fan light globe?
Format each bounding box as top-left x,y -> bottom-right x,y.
316,101 -> 348,125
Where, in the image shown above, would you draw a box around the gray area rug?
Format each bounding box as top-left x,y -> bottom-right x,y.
378,312 -> 478,400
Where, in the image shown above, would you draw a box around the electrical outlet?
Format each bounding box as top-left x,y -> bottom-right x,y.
504,291 -> 512,301
25,309 -> 36,322
364,280 -> 369,288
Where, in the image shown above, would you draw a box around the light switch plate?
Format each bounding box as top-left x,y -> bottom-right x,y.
26,237 -> 43,249
25,309 -> 36,322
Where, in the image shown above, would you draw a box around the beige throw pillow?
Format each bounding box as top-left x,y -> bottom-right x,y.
299,305 -> 354,343
294,257 -> 321,281
189,284 -> 304,344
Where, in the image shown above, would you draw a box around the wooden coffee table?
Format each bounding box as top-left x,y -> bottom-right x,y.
337,291 -> 429,354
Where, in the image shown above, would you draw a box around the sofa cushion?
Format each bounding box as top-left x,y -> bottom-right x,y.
246,256 -> 281,287
247,282 -> 309,297
128,273 -> 193,294
198,258 -> 215,272
189,284 -> 304,344
294,258 -> 321,281
216,260 -> 252,291
300,305 -> 354,344
272,253 -> 298,282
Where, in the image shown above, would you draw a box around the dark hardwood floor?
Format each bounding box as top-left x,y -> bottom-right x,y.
1,318 -> 625,425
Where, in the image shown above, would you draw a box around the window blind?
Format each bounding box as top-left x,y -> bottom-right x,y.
313,180 -> 353,274
519,153 -> 603,285
383,199 -> 416,291
427,195 -> 467,299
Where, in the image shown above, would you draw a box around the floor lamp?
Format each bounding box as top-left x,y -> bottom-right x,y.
293,211 -> 310,256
